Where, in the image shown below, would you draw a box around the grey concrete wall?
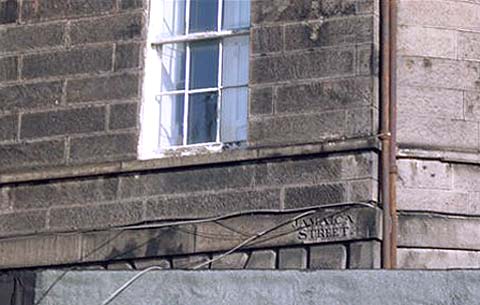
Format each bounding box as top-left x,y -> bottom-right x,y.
396,0 -> 480,269
5,270 -> 480,305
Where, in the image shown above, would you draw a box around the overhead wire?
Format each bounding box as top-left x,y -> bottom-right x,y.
102,202 -> 374,264
101,210 -> 316,305
110,201 -> 374,231
34,202 -> 373,304
191,209 -> 318,270
100,202 -> 368,305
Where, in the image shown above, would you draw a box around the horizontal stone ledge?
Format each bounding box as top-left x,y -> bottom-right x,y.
0,137 -> 380,185
10,270 -> 480,305
398,147 -> 480,165
0,205 -> 381,269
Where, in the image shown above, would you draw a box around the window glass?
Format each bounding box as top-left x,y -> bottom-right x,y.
222,35 -> 249,87
189,0 -> 218,33
161,0 -> 186,38
143,0 -> 250,153
223,0 -> 250,30
190,40 -> 219,89
158,94 -> 185,147
221,87 -> 247,143
188,92 -> 218,144
161,43 -> 186,91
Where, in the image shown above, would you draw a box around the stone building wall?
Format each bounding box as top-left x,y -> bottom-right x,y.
1,0 -> 480,273
396,0 -> 480,268
0,0 -> 143,170
249,0 -> 379,147
0,0 -> 381,270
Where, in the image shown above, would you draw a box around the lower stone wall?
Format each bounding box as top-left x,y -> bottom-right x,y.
64,240 -> 380,271
0,151 -> 378,238
0,205 -> 381,270
397,157 -> 480,269
0,150 -> 379,270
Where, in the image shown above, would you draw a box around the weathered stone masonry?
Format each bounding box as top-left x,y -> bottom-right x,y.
396,0 -> 480,269
0,0 -> 383,271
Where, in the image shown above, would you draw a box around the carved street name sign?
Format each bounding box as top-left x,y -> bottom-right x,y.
292,212 -> 356,243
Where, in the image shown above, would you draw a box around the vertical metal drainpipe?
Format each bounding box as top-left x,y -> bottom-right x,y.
380,0 -> 398,269
389,0 -> 398,269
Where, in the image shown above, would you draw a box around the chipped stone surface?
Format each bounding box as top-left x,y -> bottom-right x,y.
211,253 -> 249,270
397,159 -> 452,190
107,262 -> 134,270
134,259 -> 171,270
246,250 -> 276,269
172,255 -> 210,270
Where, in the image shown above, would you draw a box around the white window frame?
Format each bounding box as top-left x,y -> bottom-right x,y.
139,0 -> 250,159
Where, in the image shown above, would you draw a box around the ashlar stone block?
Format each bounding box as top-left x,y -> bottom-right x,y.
310,244 -> 347,269
135,258 -> 171,270
349,241 -> 380,269
211,253 -> 248,270
278,248 -> 307,269
173,255 -> 210,269
246,250 -> 276,269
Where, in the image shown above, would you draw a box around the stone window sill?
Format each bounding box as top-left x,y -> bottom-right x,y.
0,137 -> 379,185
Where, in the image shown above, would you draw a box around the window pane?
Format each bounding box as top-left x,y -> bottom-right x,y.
221,87 -> 247,143
161,0 -> 186,38
161,43 -> 186,91
223,0 -> 250,30
222,35 -> 249,87
188,92 -> 218,144
158,94 -> 185,147
190,40 -> 219,89
189,0 -> 218,33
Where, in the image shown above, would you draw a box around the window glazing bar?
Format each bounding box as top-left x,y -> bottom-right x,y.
162,141 -> 220,150
221,83 -> 249,90
155,79 -> 249,98
182,0 -> 191,146
216,0 -> 224,143
157,87 -> 218,97
183,44 -> 191,147
151,29 -> 249,46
